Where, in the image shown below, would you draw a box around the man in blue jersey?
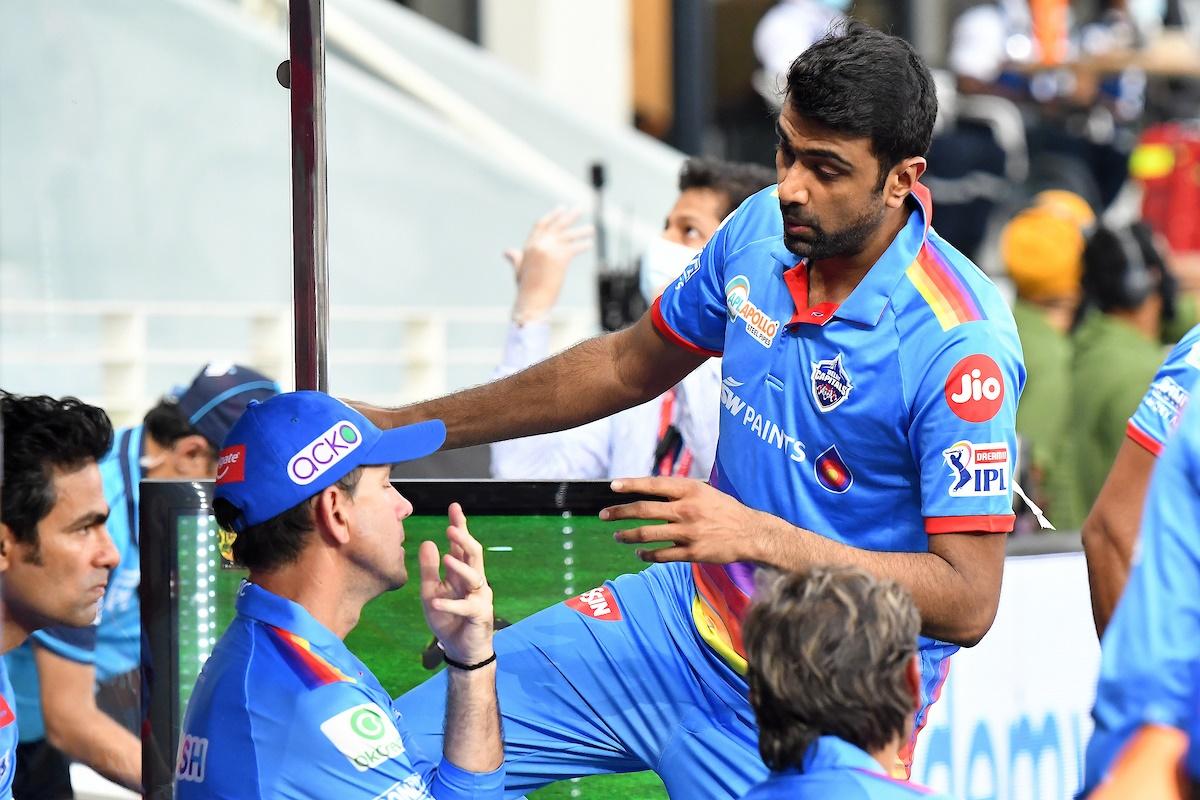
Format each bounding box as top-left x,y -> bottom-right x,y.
1081,385 -> 1200,796
1082,322 -> 1200,635
362,21 -> 1022,798
740,566 -> 950,799
0,392 -> 120,800
176,392 -> 503,799
5,363 -> 278,796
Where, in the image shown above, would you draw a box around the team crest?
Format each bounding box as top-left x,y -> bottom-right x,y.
810,353 -> 854,412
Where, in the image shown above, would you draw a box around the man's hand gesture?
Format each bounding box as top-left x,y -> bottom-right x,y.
418,502 -> 494,666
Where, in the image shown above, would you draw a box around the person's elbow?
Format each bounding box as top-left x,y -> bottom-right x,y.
42,701 -> 82,754
949,601 -> 999,648
1081,506 -> 1118,560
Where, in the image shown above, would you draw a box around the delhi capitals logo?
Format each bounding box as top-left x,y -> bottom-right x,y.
810,353 -> 854,412
814,445 -> 853,494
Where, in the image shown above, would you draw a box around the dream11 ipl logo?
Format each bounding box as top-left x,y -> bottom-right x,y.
287,421 -> 363,486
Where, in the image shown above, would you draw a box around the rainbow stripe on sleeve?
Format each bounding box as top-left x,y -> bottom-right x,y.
266,625 -> 356,689
905,246 -> 984,331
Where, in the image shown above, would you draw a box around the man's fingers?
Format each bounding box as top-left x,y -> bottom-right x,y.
427,596 -> 488,617
442,553 -> 485,593
418,541 -> 442,597
602,500 -> 679,523
608,476 -> 692,501
613,523 -> 682,545
503,248 -> 523,272
448,502 -> 466,529
447,523 -> 486,575
636,545 -> 691,564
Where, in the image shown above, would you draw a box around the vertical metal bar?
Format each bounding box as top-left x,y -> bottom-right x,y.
668,0 -> 713,156
289,0 -> 329,392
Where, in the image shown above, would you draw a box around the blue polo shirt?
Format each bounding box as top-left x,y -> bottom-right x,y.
176,581 -> 502,799
1127,323 -> 1200,456
0,658 -> 15,799
739,736 -> 951,799
4,425 -> 143,742
653,184 -> 1023,758
1083,397 -> 1200,793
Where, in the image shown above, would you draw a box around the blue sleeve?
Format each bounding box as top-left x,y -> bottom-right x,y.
1127,323 -> 1200,456
31,623 -> 97,665
653,187 -> 779,357
1083,403 -> 1200,792
907,321 -> 1024,533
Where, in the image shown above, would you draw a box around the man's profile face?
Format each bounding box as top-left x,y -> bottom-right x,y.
1,463 -> 118,632
344,465 -> 413,593
775,103 -> 889,262
663,188 -> 726,249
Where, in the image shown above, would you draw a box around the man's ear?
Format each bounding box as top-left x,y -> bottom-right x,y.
172,435 -> 212,467
0,523 -> 15,573
885,157 -> 927,209
905,653 -> 922,712
312,486 -> 353,547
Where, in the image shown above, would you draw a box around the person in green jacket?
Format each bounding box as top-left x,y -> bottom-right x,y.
1001,190 -> 1094,530
1072,222 -> 1178,513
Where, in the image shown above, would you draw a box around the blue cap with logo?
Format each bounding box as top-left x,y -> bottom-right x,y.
214,391 -> 445,533
176,363 -> 282,452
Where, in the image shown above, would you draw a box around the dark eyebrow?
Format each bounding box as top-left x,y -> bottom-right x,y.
775,120 -> 854,171
67,509 -> 109,531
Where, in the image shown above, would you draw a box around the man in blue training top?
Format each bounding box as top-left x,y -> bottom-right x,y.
1082,392 -> 1200,796
0,392 -> 121,800
740,566 -> 950,799
5,362 -> 278,796
361,21 -> 1022,799
175,392 -> 503,799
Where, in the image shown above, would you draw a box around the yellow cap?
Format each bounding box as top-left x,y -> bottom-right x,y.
1001,191 -> 1094,301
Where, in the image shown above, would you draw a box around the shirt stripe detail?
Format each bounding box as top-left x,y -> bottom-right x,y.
266,625 -> 355,689
924,514 -> 1015,534
906,246 -> 984,331
690,563 -> 749,674
899,658 -> 951,775
1126,420 -> 1165,457
651,297 -> 723,358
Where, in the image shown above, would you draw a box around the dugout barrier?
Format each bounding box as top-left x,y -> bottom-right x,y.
141,480 -> 1097,799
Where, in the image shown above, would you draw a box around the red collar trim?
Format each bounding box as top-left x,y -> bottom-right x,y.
783,262 -> 838,327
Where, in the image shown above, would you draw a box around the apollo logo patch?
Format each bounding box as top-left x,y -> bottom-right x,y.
287,421 -> 362,485
810,353 -> 853,412
566,586 -> 622,621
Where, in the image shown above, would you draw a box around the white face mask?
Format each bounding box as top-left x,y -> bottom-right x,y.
639,237 -> 702,305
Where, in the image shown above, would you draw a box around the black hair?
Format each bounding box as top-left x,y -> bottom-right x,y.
785,20 -> 937,185
1082,222 -> 1174,315
143,397 -> 205,449
0,392 -> 113,546
678,157 -> 777,218
216,467 -> 363,573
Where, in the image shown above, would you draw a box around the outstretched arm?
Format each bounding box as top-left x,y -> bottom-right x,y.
357,313 -> 706,449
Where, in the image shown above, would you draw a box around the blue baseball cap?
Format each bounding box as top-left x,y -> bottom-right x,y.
176,363 -> 281,451
214,391 -> 445,532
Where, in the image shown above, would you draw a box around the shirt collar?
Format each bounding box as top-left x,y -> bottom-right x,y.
773,183 -> 932,329
803,735 -> 888,776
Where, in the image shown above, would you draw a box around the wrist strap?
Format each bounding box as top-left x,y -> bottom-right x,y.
443,652 -> 497,671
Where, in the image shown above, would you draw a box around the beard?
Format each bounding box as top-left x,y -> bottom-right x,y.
781,197 -> 888,262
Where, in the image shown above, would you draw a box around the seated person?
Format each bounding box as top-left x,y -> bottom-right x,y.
5,363 -> 278,796
492,157 -> 774,480
740,565 -> 951,799
175,393 -> 502,799
0,392 -> 121,798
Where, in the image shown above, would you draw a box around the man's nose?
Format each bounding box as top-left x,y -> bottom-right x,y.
778,166 -> 810,206
96,524 -> 120,570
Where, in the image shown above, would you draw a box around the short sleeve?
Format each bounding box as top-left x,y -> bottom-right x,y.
32,623 -> 98,665
1084,404 -> 1200,791
1127,324 -> 1200,456
908,323 -> 1023,534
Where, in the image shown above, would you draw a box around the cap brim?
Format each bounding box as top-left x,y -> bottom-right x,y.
360,419 -> 447,466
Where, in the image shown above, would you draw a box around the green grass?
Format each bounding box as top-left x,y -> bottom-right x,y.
187,513 -> 668,799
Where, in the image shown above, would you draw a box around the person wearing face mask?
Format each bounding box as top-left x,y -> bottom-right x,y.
490,157 -> 775,480
3,363 -> 278,799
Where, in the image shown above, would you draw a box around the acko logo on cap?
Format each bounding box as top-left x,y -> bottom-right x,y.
287,421 -> 362,485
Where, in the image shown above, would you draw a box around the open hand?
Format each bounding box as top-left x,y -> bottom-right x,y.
508,207 -> 594,322
418,503 -> 494,665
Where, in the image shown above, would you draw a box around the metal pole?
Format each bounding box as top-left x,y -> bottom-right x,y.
668,0 -> 713,156
288,0 -> 330,392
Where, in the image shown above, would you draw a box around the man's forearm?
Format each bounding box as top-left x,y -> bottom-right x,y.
442,664 -> 502,773
1083,514 -> 1133,636
752,518 -> 1003,647
46,707 -> 141,792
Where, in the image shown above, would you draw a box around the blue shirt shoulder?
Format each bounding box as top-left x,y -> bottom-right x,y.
1128,323 -> 1200,455
0,659 -> 15,798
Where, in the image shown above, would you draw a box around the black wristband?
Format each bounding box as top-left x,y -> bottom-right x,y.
443,652 -> 497,671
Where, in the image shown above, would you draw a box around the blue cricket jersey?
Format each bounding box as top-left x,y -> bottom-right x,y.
739,736 -> 951,799
176,581 -> 502,799
653,184 -> 1024,760
4,425 -> 143,742
1127,323 -> 1200,456
1083,396 -> 1200,793
0,658 -> 16,799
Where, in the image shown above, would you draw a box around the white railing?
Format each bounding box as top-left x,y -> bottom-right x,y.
0,300 -> 597,427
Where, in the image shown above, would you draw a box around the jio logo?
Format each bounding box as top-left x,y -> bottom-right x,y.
286,421 -> 363,485
944,354 -> 1005,423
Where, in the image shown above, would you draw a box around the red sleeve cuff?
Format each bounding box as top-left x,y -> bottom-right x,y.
650,297 -> 723,359
1126,420 -> 1165,457
925,514 -> 1015,534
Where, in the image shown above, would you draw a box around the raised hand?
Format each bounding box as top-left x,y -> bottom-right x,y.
508,207 -> 595,323
418,502 -> 494,665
